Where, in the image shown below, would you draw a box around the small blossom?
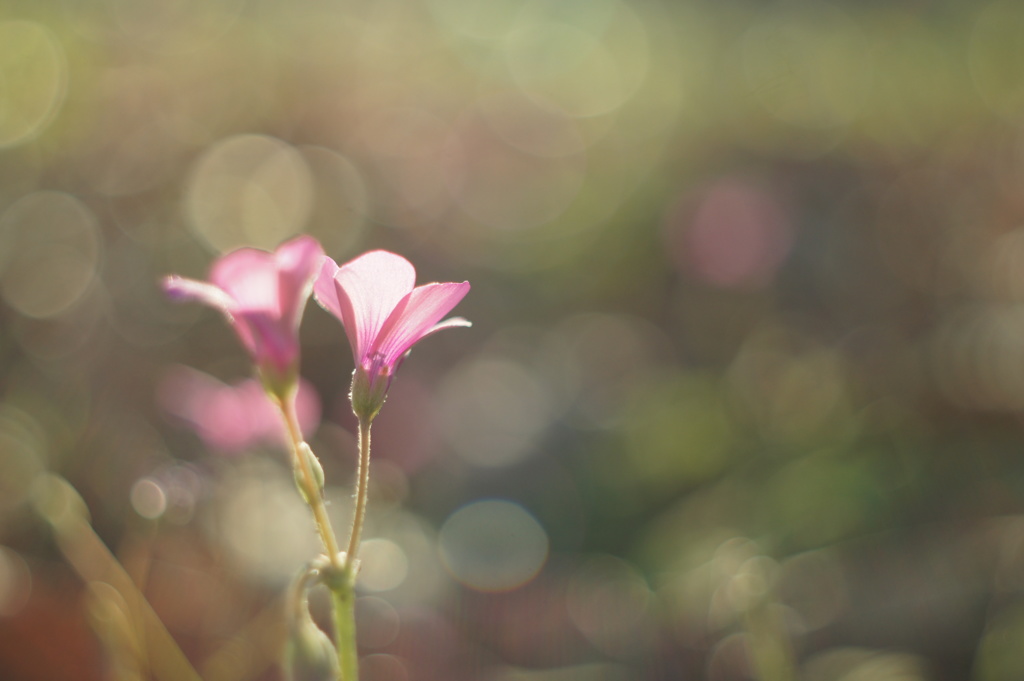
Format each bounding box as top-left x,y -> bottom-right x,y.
314,250 -> 470,420
158,366 -> 321,454
162,236 -> 324,390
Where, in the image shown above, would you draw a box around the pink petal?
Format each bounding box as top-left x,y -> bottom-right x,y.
422,316 -> 473,336
162,275 -> 236,314
374,281 -> 471,366
163,274 -> 258,357
313,256 -> 344,325
314,255 -> 365,366
210,248 -> 281,315
332,251 -> 417,361
235,310 -> 296,374
274,236 -> 325,330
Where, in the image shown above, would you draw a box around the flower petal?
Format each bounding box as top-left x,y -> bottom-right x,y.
210,248 -> 281,315
235,310 -> 296,374
422,316 -> 473,335
162,275 -> 236,313
332,250 -> 416,361
313,255 -> 364,365
274,235 -> 325,330
313,256 -> 344,323
163,274 -> 257,355
374,281 -> 471,366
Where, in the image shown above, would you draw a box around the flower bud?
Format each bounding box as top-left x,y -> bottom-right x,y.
285,561 -> 339,681
284,617 -> 338,681
293,443 -> 325,505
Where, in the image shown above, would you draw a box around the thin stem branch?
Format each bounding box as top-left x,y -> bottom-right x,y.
278,394 -> 342,572
346,419 -> 372,568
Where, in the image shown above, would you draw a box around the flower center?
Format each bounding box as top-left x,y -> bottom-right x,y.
363,351 -> 391,380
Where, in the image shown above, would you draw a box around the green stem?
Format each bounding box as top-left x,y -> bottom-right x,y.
346,419 -> 372,566
332,581 -> 358,681
334,418 -> 372,680
278,393 -> 343,573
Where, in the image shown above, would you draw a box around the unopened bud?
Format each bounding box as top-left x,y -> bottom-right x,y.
285,616 -> 337,681
285,562 -> 338,681
293,443 -> 325,504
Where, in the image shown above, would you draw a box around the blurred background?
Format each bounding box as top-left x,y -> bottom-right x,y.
3,0 -> 1024,679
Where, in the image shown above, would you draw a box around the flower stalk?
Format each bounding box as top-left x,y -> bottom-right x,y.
324,414 -> 373,681
346,416 -> 372,568
274,389 -> 342,572
330,574 -> 359,681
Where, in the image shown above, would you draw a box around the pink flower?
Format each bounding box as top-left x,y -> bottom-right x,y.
158,366 -> 321,454
314,250 -> 470,420
162,236 -> 324,387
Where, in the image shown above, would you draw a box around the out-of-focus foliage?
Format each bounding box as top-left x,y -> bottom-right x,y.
2,0 -> 1024,679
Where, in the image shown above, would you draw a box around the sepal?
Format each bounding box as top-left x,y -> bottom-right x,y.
284,560 -> 339,681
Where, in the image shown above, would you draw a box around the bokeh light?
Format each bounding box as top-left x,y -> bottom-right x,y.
565,555 -> 654,659
355,596 -> 401,649
438,499 -> 548,592
438,356 -> 553,468
666,178 -> 794,290
215,460 -> 322,584
357,538 -> 410,593
0,21 -> 66,148
129,477 -> 167,520
0,191 -> 99,319
503,1 -> 649,119
441,108 -> 587,232
186,134 -> 313,252
361,653 -> 409,681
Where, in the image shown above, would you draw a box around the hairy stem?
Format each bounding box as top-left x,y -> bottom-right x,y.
331,418 -> 372,681
332,583 -> 358,681
279,394 -> 343,572
346,419 -> 372,567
